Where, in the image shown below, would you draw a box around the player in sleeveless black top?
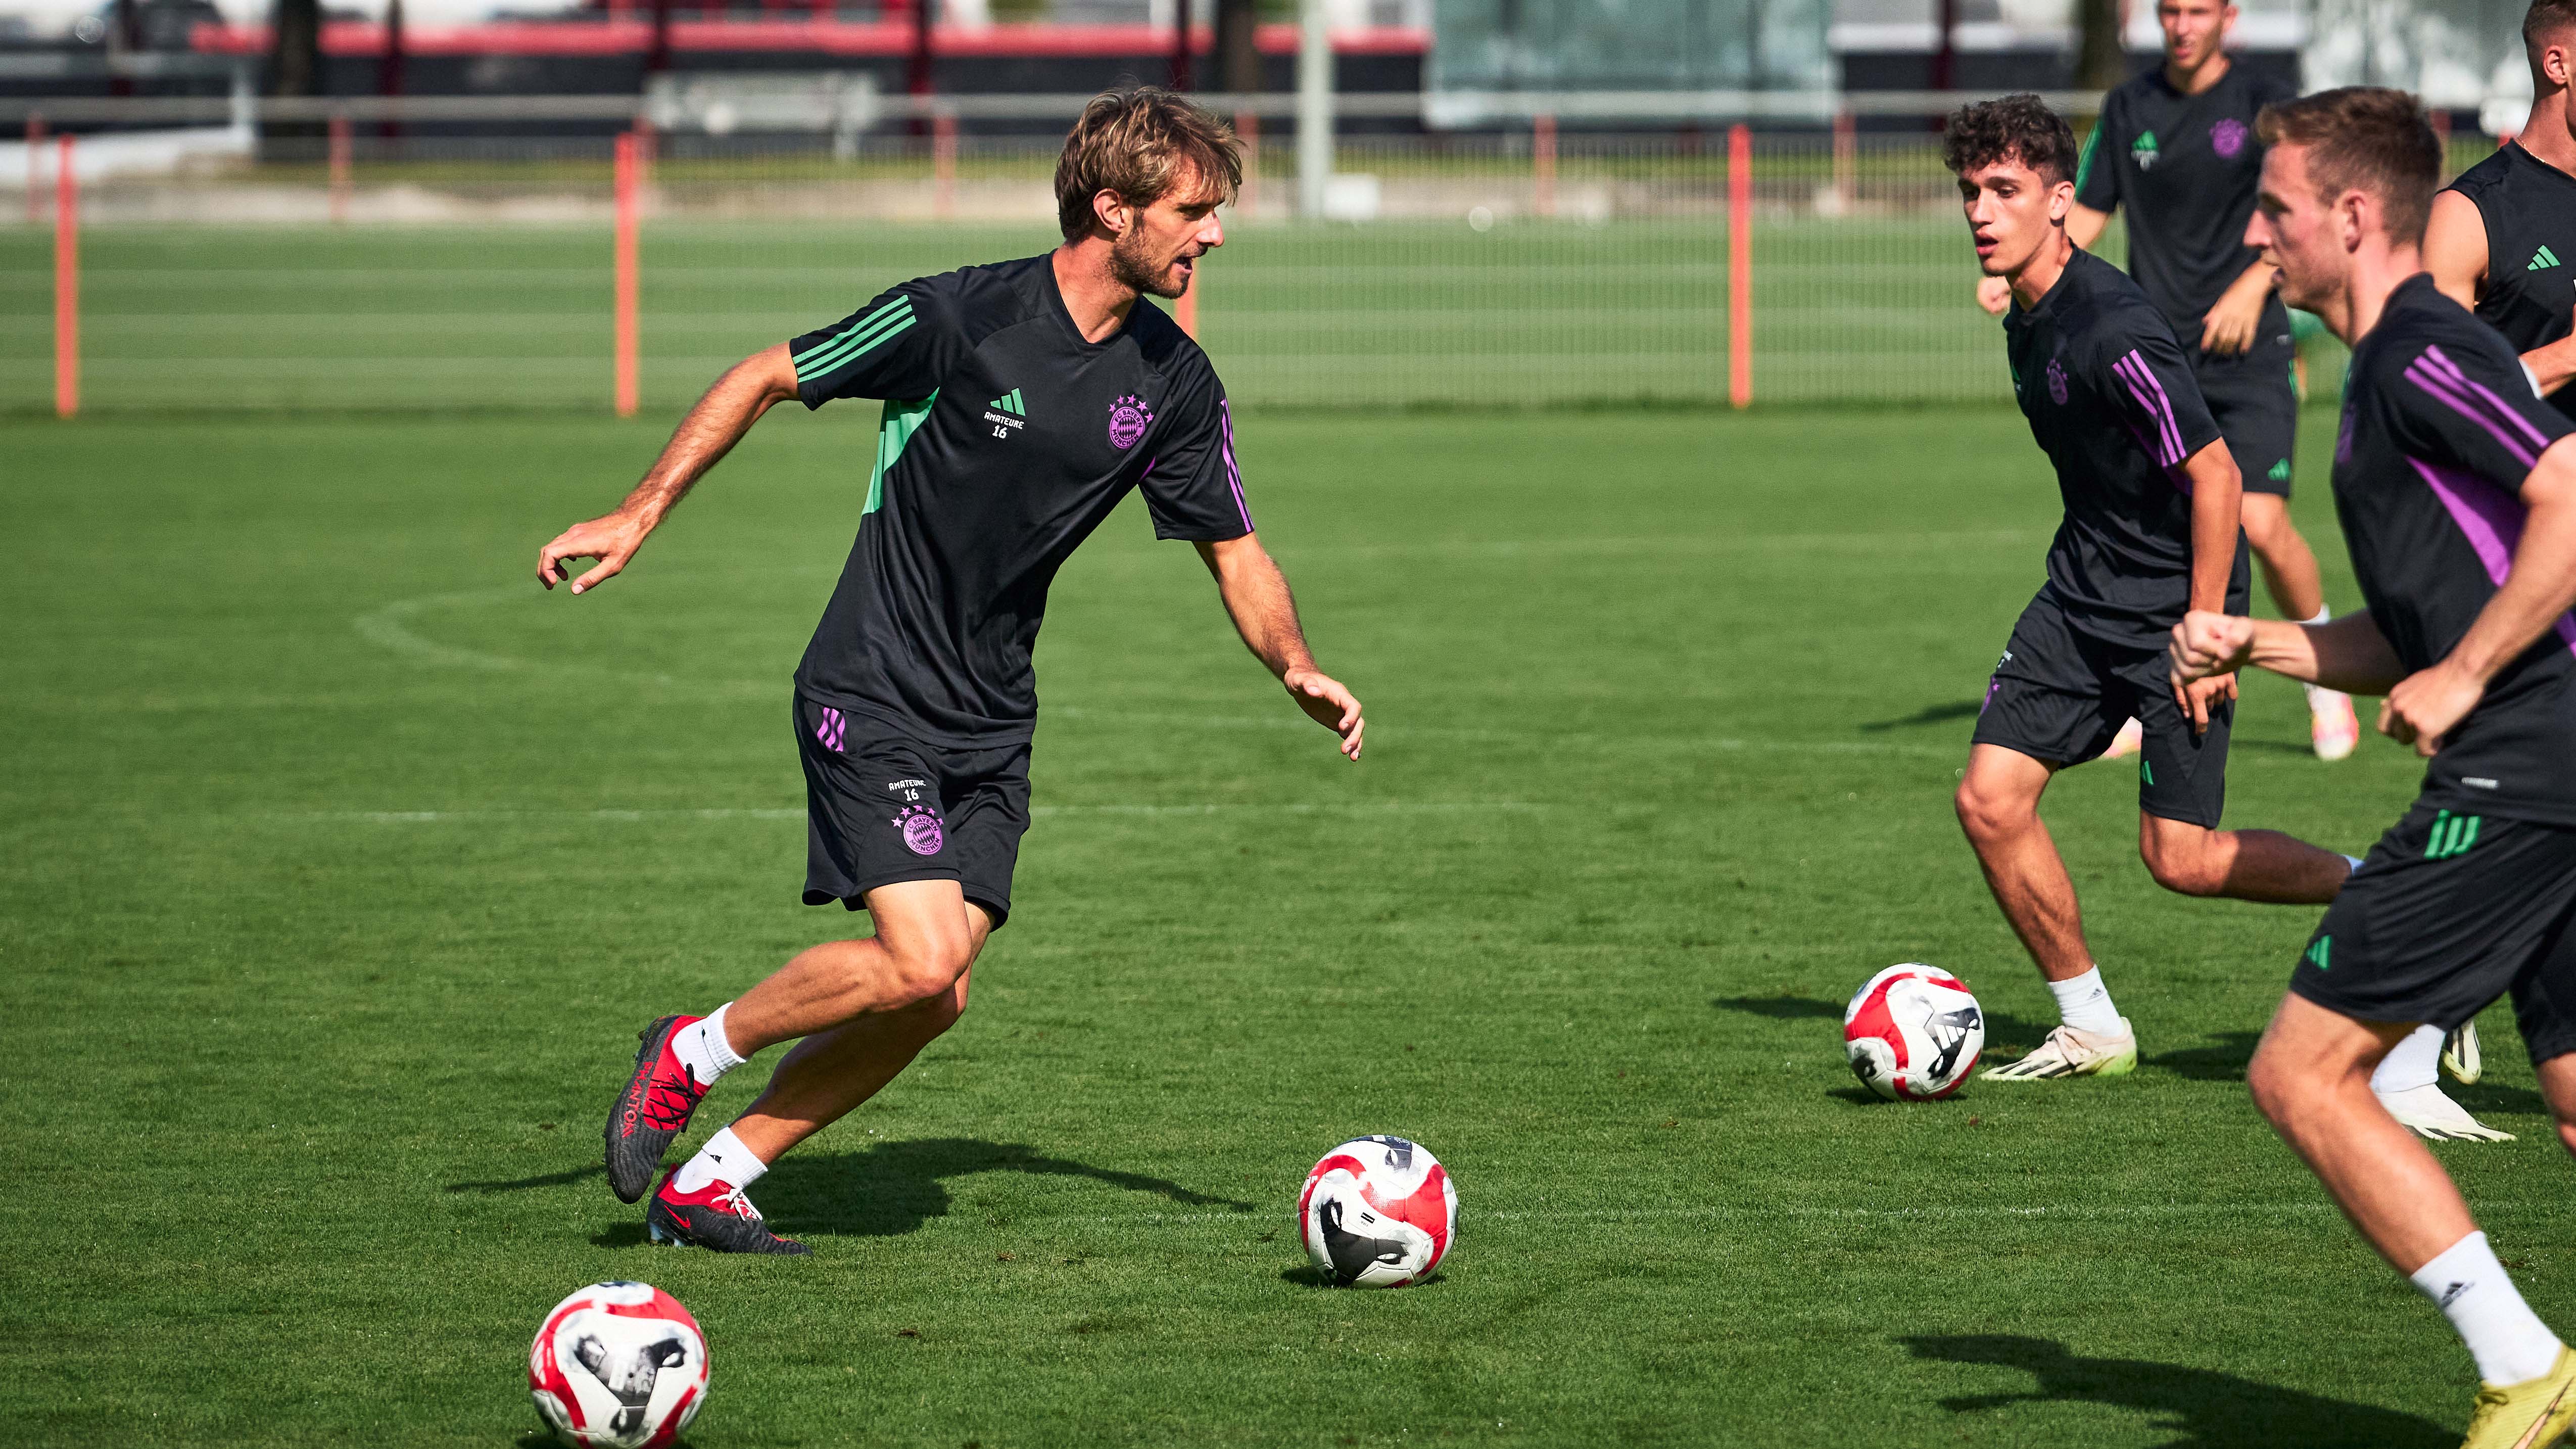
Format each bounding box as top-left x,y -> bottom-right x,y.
533,91 -> 1367,1253
2427,0 -> 2576,420
2171,87 -> 2576,1442
1986,0 -> 2360,761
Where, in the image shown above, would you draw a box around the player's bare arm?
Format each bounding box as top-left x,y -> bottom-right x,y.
2380,435 -> 2576,755
2423,189 -> 2489,311
2176,435 -> 2243,730
2199,258 -> 2277,355
536,344 -> 800,594
1196,534 -> 1365,761
2171,610 -> 2408,697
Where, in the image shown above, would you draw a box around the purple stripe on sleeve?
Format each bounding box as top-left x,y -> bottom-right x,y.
2406,360 -> 2541,471
2408,455 -> 2576,658
2114,351 -> 2185,466
1218,399 -> 1253,532
2420,345 -> 2556,456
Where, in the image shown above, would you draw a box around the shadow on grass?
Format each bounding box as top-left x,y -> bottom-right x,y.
1899,1335 -> 2450,1447
749,1138 -> 1255,1238
1277,1265 -> 1448,1289
448,1162 -> 605,1194
2150,1031 -> 2264,1083
1711,994 -> 1840,1020
1859,699 -> 1985,733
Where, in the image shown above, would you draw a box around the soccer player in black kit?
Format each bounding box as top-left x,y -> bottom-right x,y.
1982,0 -> 2362,766
1944,96 -> 2353,1084
2172,87 -> 2576,1446
535,90 -> 1365,1253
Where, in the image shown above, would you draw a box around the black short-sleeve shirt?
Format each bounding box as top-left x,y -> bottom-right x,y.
788,253 -> 1252,745
2333,274 -> 2576,824
2004,247 -> 2243,648
2443,142 -> 2576,416
2075,63 -> 2296,342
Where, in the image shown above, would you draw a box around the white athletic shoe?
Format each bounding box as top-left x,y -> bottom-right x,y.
2445,1021 -> 2484,1086
2377,1083 -> 2515,1142
2307,685 -> 2360,762
1980,1019 -> 2139,1081
2102,718 -> 2144,760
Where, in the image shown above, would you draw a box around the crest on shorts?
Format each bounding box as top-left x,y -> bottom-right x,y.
893,804 -> 944,857
2045,358 -> 2069,406
2211,118 -> 2249,160
1108,395 -> 1153,450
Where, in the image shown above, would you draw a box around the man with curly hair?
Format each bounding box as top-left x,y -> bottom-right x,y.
1945,94 -> 2355,1083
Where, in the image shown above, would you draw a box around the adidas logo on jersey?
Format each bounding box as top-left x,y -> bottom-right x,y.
982,387 -> 1028,438
2532,245 -> 2562,271
2132,130 -> 2160,171
987,388 -> 1026,415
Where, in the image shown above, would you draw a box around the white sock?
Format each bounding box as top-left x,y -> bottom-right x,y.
671,1003 -> 746,1087
2047,966 -> 2124,1036
673,1126 -> 768,1195
2412,1231 -> 2566,1385
2345,855 -> 2365,872
2300,609 -> 2338,707
2371,1023 -> 2445,1094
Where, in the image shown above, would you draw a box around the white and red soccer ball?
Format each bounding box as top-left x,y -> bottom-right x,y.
529,1281 -> 708,1449
1844,963 -> 1985,1100
1298,1135 -> 1457,1288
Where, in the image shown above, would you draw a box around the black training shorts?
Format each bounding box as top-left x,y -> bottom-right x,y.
2197,332 -> 2300,498
794,693 -> 1031,928
2290,800 -> 2576,1064
1971,587 -> 2232,828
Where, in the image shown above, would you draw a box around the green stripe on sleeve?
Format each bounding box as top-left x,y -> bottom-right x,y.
792,295 -> 915,375
2073,123 -> 2102,195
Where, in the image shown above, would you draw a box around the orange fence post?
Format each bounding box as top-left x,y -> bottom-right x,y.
1533,111 -> 1556,219
614,130 -> 639,418
25,114 -> 44,227
55,134 -> 77,419
328,111 -> 352,223
1832,108 -> 1854,211
1234,110 -> 1258,216
1175,271 -> 1197,338
932,112 -> 957,221
1728,123 -> 1751,409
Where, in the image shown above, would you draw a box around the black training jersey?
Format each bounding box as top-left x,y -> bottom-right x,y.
2444,142 -> 2576,415
2075,63 -> 2296,342
2332,274 -> 2576,825
787,253 -> 1253,745
2004,247 -> 2244,649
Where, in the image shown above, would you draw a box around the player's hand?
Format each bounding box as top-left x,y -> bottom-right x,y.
2178,671 -> 2238,736
1283,667 -> 1364,762
2169,610 -> 2254,693
2379,661 -> 2484,757
538,509 -> 654,594
1975,276 -> 2012,316
2199,278 -> 2266,355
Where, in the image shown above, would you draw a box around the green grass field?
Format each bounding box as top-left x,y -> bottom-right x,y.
7,402 -> 2566,1447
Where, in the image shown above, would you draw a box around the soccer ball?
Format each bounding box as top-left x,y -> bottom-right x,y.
1844,963 -> 1985,1101
1297,1135 -> 1457,1288
528,1281 -> 709,1449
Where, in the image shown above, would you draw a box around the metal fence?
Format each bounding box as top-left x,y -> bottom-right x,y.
0,121 -> 2495,415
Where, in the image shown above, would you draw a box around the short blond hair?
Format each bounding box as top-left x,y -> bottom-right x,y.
2256,87 -> 2441,245
1054,87 -> 1242,243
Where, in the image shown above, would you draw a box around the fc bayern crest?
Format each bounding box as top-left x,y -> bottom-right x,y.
894,804 -> 944,857
2045,358 -> 2068,406
2211,118 -> 2249,160
1108,394 -> 1153,450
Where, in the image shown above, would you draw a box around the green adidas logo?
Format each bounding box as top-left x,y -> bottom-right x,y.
2139,758 -> 2154,785
2532,245 -> 2562,271
2303,936 -> 2332,971
987,388 -> 1026,416
2132,130 -> 2161,169
2267,458 -> 2292,483
2427,810 -> 2483,860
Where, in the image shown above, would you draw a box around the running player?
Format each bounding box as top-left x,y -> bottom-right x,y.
1945,95 -> 2354,1083
1982,0 -> 2362,762
2172,86 -> 2576,1444
536,89 -> 1366,1253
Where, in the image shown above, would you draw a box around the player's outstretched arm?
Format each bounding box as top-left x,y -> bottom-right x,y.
1194,534 -> 1364,762
2173,437 -> 2246,731
2172,610 -> 2405,697
2383,436 -> 2576,754
536,344 -> 801,594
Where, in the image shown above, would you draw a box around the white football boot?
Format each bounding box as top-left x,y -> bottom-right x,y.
2376,1083 -> 2515,1142
1979,1019 -> 2139,1081
2444,1020 -> 2484,1086
2101,717 -> 2144,760
2306,684 -> 2360,762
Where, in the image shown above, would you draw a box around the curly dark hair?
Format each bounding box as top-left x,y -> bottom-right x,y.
1941,94 -> 2081,186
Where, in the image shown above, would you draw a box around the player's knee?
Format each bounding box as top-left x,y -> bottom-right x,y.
1953,778 -> 2030,844
2141,830 -> 2226,897
2244,1043 -> 2307,1128
882,932 -> 975,1007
